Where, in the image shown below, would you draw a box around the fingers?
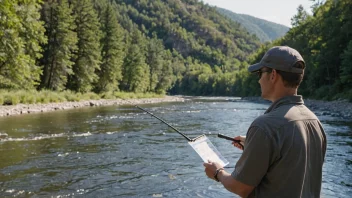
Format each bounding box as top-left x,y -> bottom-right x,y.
234,135 -> 246,142
232,135 -> 245,150
232,141 -> 244,150
204,160 -> 222,169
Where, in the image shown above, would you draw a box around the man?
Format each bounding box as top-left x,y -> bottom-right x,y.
204,46 -> 327,198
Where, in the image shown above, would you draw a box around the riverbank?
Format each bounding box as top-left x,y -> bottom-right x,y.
304,99 -> 352,120
0,96 -> 351,120
0,96 -> 185,117
243,97 -> 352,120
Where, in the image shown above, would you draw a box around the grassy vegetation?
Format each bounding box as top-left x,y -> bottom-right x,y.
0,90 -> 164,105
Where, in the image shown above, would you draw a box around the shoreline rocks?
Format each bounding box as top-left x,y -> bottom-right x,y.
243,96 -> 352,120
0,96 -> 185,117
304,99 -> 352,120
0,95 -> 351,120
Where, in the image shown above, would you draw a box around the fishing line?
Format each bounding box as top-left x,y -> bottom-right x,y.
135,105 -> 204,142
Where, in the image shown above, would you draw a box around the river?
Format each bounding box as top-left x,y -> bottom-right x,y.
0,97 -> 351,197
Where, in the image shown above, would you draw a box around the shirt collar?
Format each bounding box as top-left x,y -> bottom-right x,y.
265,95 -> 304,114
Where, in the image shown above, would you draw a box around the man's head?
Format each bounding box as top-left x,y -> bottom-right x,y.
248,46 -> 305,101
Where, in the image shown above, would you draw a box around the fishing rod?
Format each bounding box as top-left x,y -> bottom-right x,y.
135,105 -> 244,148
135,105 -> 204,142
135,105 -> 243,168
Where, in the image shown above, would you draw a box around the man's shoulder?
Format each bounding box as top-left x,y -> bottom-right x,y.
248,115 -> 277,138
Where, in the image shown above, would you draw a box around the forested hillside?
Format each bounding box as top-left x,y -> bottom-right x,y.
216,7 -> 290,42
0,0 -> 260,98
1,0 -> 351,102
247,0 -> 352,101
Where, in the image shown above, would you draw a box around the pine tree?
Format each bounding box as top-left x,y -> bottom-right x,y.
340,40 -> 352,86
155,50 -> 175,94
291,5 -> 309,27
146,33 -> 165,92
68,0 -> 101,92
40,0 -> 77,91
120,28 -> 149,92
0,0 -> 46,89
95,1 -> 124,93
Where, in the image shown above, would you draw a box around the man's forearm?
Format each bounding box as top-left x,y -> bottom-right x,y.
218,171 -> 253,198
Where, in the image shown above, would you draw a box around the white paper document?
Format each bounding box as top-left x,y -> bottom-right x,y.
188,135 -> 229,167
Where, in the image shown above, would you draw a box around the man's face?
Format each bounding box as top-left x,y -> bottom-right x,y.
257,67 -> 273,100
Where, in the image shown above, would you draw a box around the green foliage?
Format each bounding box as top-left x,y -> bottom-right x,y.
81,92 -> 100,100
4,0 -> 350,102
114,91 -> 162,99
68,0 -> 102,92
0,0 -> 46,89
40,0 -> 78,91
115,0 -> 260,66
146,33 -> 165,92
62,90 -> 80,102
94,1 -> 125,93
242,0 -> 352,101
3,94 -> 20,105
99,91 -> 116,99
120,27 -> 149,93
340,40 -> 352,85
291,5 -> 309,27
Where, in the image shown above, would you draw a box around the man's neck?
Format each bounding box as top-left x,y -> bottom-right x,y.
269,88 -> 297,103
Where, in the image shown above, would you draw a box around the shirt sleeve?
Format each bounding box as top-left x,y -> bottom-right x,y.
231,126 -> 274,186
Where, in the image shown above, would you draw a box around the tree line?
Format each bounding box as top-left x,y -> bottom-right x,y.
0,0 -> 261,96
1,0 -> 181,94
1,0 -> 351,101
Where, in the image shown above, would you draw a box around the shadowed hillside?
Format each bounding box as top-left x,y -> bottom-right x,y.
217,7 -> 290,42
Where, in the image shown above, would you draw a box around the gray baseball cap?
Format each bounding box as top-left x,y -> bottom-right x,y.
248,46 -> 305,74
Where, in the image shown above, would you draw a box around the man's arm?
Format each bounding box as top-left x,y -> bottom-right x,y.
218,170 -> 254,197
203,161 -> 254,197
204,126 -> 274,197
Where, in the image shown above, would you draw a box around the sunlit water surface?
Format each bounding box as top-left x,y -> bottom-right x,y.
0,97 -> 351,197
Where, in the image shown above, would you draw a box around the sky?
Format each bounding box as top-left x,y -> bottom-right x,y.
201,0 -> 314,27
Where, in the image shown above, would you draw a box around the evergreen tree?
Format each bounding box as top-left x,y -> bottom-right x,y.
146,33 -> 164,92
291,5 -> 309,27
120,28 -> 149,92
340,40 -> 352,86
155,50 -> 175,94
68,0 -> 101,92
40,0 -> 77,91
0,0 -> 46,89
95,1 -> 124,93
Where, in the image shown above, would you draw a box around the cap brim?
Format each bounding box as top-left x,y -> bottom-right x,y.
248,62 -> 263,73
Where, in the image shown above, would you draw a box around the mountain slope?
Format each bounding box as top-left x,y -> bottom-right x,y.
217,7 -> 290,42
115,0 -> 260,66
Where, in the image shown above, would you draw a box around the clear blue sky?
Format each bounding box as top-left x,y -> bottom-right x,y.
201,0 -> 314,27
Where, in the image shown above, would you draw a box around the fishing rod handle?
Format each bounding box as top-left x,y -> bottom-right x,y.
217,133 -> 241,143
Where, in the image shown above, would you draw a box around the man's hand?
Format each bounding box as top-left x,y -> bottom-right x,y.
203,159 -> 255,197
232,136 -> 246,150
203,160 -> 223,181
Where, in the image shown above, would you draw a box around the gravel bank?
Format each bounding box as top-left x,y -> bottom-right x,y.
0,96 -> 184,117
304,99 -> 352,120
243,97 -> 352,120
1,95 -> 351,120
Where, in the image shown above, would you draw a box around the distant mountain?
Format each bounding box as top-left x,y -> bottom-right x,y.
216,7 -> 290,42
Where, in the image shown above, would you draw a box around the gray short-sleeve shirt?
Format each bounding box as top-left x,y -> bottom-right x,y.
232,95 -> 326,198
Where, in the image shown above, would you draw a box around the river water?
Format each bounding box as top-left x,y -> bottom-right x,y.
0,97 -> 351,197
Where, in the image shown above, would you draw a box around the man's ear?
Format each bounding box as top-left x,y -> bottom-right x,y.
271,69 -> 278,81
